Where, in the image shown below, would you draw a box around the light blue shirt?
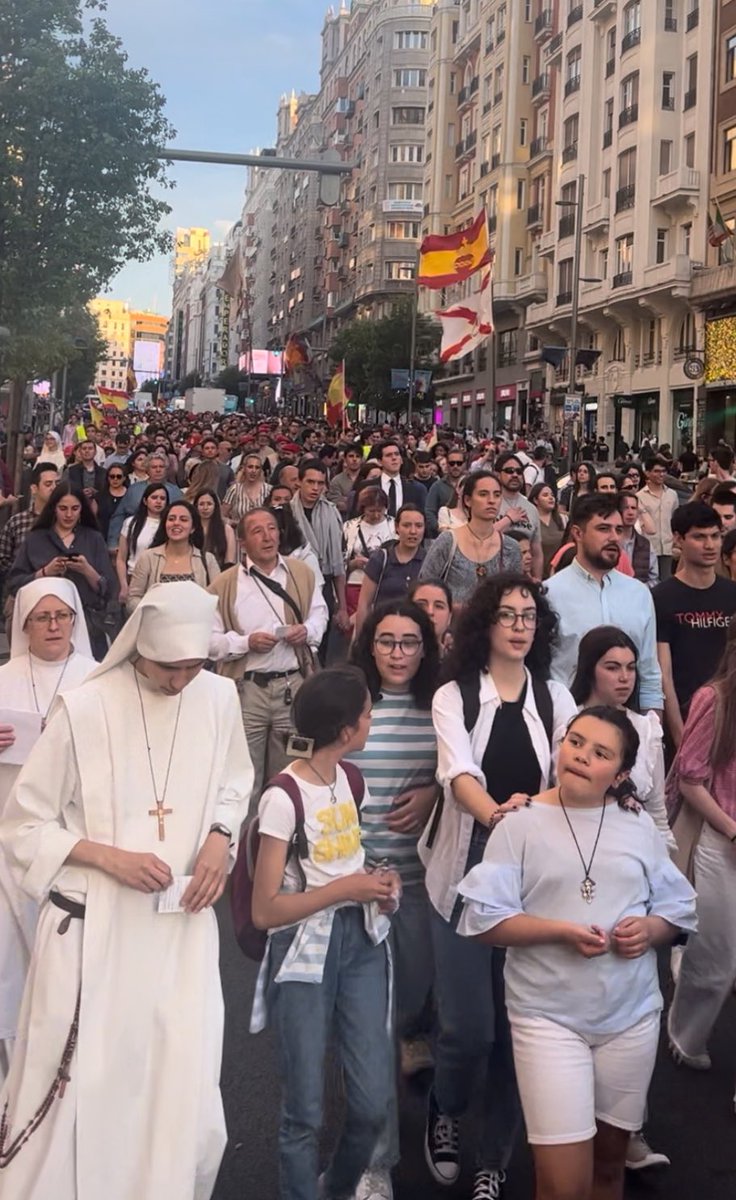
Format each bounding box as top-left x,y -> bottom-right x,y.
544,558 -> 664,710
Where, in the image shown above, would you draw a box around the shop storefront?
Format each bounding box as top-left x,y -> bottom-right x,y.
613,392 -> 659,452
704,315 -> 736,447
494,383 -> 517,432
672,388 -> 695,457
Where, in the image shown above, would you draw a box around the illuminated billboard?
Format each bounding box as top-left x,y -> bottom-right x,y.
133,339 -> 163,380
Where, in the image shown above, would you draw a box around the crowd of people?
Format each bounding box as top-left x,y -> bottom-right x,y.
0,405 -> 735,1200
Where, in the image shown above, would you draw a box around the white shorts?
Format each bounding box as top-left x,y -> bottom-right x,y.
510,1011 -> 661,1144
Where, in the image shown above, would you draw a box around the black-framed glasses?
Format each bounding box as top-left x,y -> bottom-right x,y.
500,467 -> 523,476
448,459 -> 465,467
373,635 -> 423,656
494,608 -> 537,629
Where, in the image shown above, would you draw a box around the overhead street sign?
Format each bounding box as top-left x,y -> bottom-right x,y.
563,394 -> 582,419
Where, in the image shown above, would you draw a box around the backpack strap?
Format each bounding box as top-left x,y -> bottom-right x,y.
269,773 -> 309,871
531,677 -> 554,748
339,759 -> 366,810
459,674 -> 481,733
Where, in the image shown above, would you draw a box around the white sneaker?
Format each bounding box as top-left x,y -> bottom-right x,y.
666,1010 -> 712,1071
400,1036 -> 434,1076
352,1168 -> 393,1200
626,1133 -> 670,1170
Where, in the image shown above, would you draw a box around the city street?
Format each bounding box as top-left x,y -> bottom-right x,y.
214,905 -> 736,1200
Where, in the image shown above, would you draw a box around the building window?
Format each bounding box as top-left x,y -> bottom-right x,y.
388,181 -> 423,200
517,179 -> 525,209
394,31 -> 428,50
386,260 -> 415,281
391,106 -> 425,125
664,0 -> 677,31
386,221 -> 420,239
662,72 -> 676,110
684,132 -> 695,168
603,168 -> 611,198
727,33 -> 736,84
600,247 -> 609,278
520,117 -> 528,146
603,99 -> 614,147
524,0 -> 532,20
390,144 -> 424,163
514,247 -> 524,276
659,139 -> 673,175
558,259 -> 574,303
682,222 -> 692,256
684,54 -> 697,108
615,233 -> 634,279
393,69 -> 427,89
522,56 -> 531,84
724,125 -> 736,174
566,47 -> 582,93
623,1 -> 641,38
564,113 -> 580,161
621,72 -> 639,117
655,228 -> 668,264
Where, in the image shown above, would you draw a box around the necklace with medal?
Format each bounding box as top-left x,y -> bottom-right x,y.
307,762 -> 338,805
134,668 -> 183,841
557,787 -> 607,903
465,521 -> 496,580
29,654 -> 72,730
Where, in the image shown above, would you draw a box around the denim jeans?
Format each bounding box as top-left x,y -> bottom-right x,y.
430,904 -> 522,1171
372,882 -> 435,1171
268,907 -> 394,1200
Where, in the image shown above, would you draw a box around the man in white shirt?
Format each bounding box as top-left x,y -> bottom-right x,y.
637,455 -> 679,580
209,507 -> 328,811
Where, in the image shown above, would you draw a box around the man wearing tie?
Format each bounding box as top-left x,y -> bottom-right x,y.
377,441 -> 427,518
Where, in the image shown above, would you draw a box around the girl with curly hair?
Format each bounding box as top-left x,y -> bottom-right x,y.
419,573 -> 577,1200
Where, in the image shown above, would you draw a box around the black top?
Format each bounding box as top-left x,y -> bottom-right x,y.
653,575 -> 736,713
7,525 -> 118,610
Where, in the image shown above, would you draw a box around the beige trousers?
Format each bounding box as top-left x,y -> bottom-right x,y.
238,673 -> 303,815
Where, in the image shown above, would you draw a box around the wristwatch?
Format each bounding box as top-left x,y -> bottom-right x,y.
209,823 -> 233,845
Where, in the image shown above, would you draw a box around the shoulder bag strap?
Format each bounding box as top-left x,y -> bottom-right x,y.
269,773 -> 308,890
531,677 -> 554,748
441,530 -> 459,582
250,566 -> 303,623
339,760 -> 366,811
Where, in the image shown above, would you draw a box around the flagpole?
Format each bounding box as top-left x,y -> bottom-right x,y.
407,249 -> 420,428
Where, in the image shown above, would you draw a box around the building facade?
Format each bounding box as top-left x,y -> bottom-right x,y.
90,299 -> 168,392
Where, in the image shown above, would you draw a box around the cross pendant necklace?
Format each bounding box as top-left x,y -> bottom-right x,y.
134,668 -> 183,842
557,787 -> 607,904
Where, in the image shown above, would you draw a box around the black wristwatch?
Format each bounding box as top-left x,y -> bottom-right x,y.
209,823 -> 233,845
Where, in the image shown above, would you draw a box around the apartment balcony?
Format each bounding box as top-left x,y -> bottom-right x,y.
621,28 -> 641,55
591,0 -> 616,17
690,261 -> 736,308
568,4 -> 583,27
612,270 -> 633,289
558,214 -> 576,239
483,100 -> 492,115
458,85 -> 468,106
534,9 -> 553,41
615,184 -> 636,213
491,152 -> 501,169
603,128 -> 613,149
619,104 -> 639,129
686,7 -> 699,30
605,56 -> 615,78
642,254 -> 693,298
532,73 -> 551,103
665,15 -> 677,30
652,165 -> 700,211
562,141 -> 578,165
488,214 -> 497,235
529,135 -> 552,161
526,203 -> 543,228
480,160 -> 490,177
585,197 -> 610,232
546,31 -> 563,66
684,88 -> 697,111
538,227 -> 557,258
515,271 -> 548,304
564,75 -> 581,99
556,290 -> 573,307
470,75 -> 479,95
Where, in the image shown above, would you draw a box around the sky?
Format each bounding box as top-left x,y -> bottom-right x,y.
102,0 -> 328,315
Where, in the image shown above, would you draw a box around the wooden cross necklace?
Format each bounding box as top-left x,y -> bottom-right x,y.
134,668 -> 183,841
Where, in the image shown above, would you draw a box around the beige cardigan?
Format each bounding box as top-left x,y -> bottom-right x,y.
127,546 -> 221,613
207,556 -> 316,681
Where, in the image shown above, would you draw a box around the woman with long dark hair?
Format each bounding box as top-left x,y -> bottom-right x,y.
348,600 -> 441,1194
668,620 -> 736,1079
343,485 -> 395,617
193,489 -> 236,570
419,573 -> 577,1200
559,461 -> 597,516
126,500 -> 220,612
458,706 -> 695,1200
96,464 -> 128,544
115,483 -> 168,603
528,482 -> 565,578
409,578 -> 454,654
6,483 -> 117,659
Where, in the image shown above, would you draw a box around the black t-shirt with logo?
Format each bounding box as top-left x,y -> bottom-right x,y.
653,575 -> 736,713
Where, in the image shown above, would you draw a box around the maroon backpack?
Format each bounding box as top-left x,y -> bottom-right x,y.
230,761 -> 365,961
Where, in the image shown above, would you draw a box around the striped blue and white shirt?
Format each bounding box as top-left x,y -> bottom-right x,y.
348,691 -> 438,888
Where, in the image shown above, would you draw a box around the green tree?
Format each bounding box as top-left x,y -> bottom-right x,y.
328,300 -> 440,412
213,365 -> 250,395
0,0 -> 175,480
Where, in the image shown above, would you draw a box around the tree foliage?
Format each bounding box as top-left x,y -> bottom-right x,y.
0,0 -> 175,383
328,301 -> 440,411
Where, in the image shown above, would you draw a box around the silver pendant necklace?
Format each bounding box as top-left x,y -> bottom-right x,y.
307,762 -> 338,805
557,787 -> 607,903
29,654 -> 72,730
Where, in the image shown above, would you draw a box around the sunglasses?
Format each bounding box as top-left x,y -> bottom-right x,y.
448,460 -> 464,467
501,467 -> 523,475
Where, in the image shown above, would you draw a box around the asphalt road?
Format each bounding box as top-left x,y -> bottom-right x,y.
213,903 -> 736,1200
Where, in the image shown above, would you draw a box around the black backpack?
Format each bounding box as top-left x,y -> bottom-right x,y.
424,675 -> 554,851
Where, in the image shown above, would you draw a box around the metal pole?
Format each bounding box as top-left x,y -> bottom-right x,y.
407,254 -> 419,427
161,148 -> 354,175
565,173 -> 585,474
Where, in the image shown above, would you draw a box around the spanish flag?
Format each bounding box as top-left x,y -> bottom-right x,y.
97,387 -> 130,412
126,364 -> 138,395
326,362 -> 349,429
284,333 -> 313,375
418,210 -> 491,289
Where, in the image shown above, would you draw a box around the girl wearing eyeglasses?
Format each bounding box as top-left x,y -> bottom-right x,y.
348,600 -> 441,1196
419,572 -> 577,1200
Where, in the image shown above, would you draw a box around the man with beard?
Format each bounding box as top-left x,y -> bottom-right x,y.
545,494 -> 663,712
494,451 -> 543,579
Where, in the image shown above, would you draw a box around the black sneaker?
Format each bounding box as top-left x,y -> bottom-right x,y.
472,1169 -> 506,1199
424,1088 -> 460,1186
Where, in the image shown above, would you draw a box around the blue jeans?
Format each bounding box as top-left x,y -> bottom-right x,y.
268,907 -> 393,1200
430,904 -> 522,1171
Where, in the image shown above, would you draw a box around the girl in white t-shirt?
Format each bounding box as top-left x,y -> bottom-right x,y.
252,667 -> 398,1200
115,484 -> 167,604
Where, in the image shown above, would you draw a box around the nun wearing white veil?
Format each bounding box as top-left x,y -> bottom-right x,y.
0,578 -> 96,1084
0,582 -> 253,1200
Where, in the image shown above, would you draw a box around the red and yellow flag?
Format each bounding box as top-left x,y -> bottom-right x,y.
97,387 -> 130,412
418,210 -> 491,289
326,363 -> 349,429
126,365 -> 138,395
